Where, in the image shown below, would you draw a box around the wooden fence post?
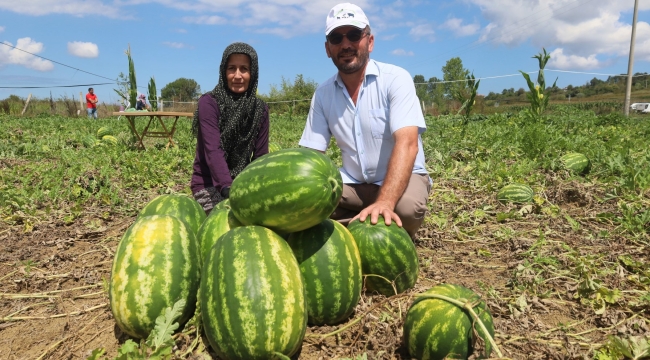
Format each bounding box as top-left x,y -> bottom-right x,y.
21,94 -> 32,116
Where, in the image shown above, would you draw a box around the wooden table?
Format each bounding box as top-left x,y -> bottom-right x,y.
113,111 -> 193,149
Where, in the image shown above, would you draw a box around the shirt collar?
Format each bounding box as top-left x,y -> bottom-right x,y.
334,59 -> 379,88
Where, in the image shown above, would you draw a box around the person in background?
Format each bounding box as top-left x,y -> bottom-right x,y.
136,94 -> 148,110
191,42 -> 269,213
86,88 -> 98,119
299,2 -> 431,238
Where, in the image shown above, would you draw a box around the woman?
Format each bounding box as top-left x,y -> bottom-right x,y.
191,42 -> 269,213
136,94 -> 148,110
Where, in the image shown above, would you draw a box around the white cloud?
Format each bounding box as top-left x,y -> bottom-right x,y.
409,24 -> 435,42
0,0 -> 120,17
182,15 -> 227,25
173,28 -> 188,34
392,48 -> 414,56
470,0 -> 650,66
547,48 -> 601,70
0,26 -> 5,33
163,41 -> 193,49
0,37 -> 54,71
67,41 -> 98,58
440,17 -> 479,37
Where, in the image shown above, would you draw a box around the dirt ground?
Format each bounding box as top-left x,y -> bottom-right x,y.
0,179 -> 648,359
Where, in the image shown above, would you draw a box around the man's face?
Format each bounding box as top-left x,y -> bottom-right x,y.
89,89 -> 94,94
325,26 -> 374,75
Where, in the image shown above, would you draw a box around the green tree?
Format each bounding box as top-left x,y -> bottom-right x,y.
428,76 -> 447,113
442,57 -> 470,99
161,78 -> 201,102
259,74 -> 318,116
413,75 -> 429,104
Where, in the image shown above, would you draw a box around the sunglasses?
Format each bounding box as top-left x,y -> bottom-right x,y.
327,29 -> 367,45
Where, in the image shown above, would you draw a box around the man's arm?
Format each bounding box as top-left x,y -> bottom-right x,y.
354,126 -> 420,226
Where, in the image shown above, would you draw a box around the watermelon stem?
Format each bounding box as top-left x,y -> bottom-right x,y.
306,293 -> 411,339
413,294 -> 503,358
364,274 -> 399,297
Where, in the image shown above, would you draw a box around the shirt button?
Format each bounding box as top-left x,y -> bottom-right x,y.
360,151 -> 364,154
357,132 -> 361,136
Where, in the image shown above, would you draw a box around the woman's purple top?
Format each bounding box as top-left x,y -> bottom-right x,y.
190,95 -> 269,194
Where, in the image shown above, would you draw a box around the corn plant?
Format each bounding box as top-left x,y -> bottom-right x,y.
452,72 -> 480,122
148,77 -> 158,112
519,48 -> 557,121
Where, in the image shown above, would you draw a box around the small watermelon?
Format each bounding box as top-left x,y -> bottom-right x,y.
138,194 -> 206,235
347,216 -> 419,296
287,219 -> 362,325
496,184 -> 534,204
213,199 -> 230,211
83,135 -> 98,148
97,126 -> 113,138
404,284 -> 495,360
560,153 -> 590,175
102,135 -> 118,146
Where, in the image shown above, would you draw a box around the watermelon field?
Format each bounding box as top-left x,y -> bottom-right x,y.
0,107 -> 649,359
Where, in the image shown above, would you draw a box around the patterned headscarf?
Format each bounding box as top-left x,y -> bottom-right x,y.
192,42 -> 266,178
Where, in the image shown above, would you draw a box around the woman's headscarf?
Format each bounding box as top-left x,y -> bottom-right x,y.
192,42 -> 266,178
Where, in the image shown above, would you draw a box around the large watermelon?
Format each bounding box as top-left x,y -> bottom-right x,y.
496,184 -> 534,204
560,152 -> 590,175
287,219 -> 362,325
403,284 -> 495,360
196,208 -> 242,263
347,216 -> 419,296
201,226 -> 307,360
230,148 -> 342,233
138,194 -> 206,235
109,215 -> 200,339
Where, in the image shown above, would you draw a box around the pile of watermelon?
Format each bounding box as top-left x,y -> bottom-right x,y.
109,148 -> 495,359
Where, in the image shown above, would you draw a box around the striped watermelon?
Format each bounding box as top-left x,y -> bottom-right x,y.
496,184 -> 534,204
83,135 -> 98,148
109,215 -> 200,339
560,152 -> 590,174
347,216 -> 419,296
269,142 -> 282,152
201,226 -> 307,359
102,135 -> 118,146
230,148 -> 343,233
287,219 -> 362,325
97,126 -> 113,138
138,194 -> 206,235
403,284 -> 495,360
196,208 -> 242,263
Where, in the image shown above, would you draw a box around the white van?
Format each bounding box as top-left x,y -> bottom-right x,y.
632,103 -> 650,112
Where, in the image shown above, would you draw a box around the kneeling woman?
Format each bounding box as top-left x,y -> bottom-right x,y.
191,43 -> 269,213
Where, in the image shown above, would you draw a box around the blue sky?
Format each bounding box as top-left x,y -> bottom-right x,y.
1,0 -> 649,103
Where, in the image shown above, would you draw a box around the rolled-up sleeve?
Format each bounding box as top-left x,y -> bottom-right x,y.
299,92 -> 331,151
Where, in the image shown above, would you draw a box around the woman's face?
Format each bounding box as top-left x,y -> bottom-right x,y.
226,54 -> 251,94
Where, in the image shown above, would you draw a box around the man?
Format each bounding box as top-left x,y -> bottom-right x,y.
299,2 -> 430,238
86,88 -> 98,119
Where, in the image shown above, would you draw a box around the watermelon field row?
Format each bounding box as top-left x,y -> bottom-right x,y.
0,107 -> 648,359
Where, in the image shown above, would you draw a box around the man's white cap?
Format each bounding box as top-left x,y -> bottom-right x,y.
325,3 -> 370,35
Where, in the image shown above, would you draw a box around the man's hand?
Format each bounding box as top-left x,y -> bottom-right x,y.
351,200 -> 402,227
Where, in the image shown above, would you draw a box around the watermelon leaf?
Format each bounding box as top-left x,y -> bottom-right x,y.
145,298 -> 186,350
